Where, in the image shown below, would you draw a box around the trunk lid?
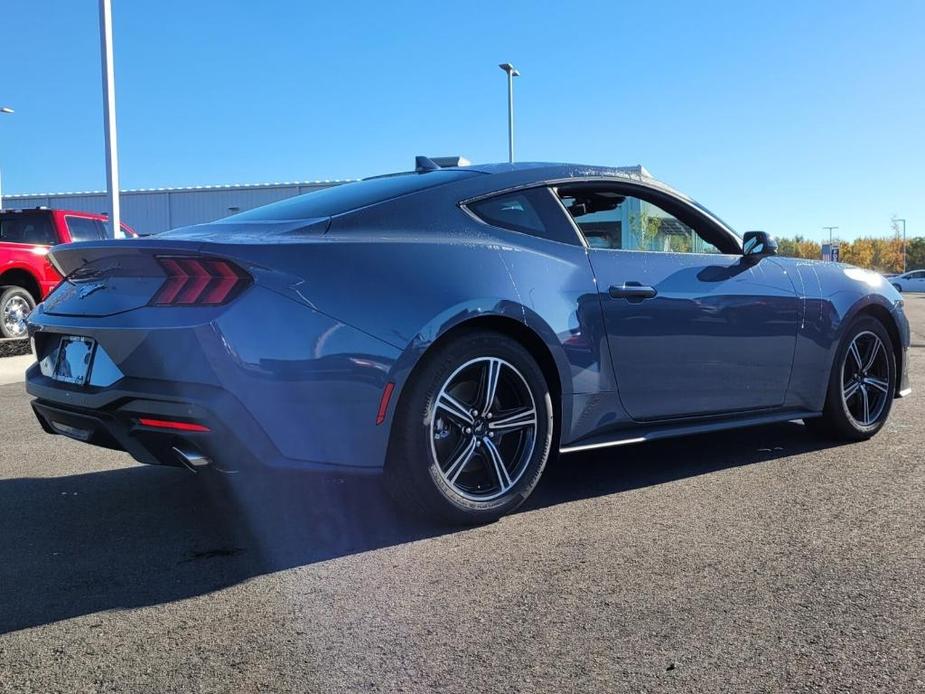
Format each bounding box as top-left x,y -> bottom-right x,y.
43,240 -> 205,317
42,218 -> 331,317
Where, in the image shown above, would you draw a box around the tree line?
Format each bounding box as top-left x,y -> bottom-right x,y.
775,233 -> 924,274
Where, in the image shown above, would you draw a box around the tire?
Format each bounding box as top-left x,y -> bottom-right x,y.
0,286 -> 36,339
806,315 -> 896,441
892,283 -> 903,293
385,330 -> 554,525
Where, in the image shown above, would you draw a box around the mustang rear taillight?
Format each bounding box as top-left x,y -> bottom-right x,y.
150,256 -> 251,306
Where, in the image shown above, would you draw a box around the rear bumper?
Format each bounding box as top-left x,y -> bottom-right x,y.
24,286 -> 403,473
27,368 -> 361,474
27,365 -> 382,475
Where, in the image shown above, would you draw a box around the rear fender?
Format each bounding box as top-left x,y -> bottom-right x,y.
378,300 -> 572,452
388,298 -> 572,393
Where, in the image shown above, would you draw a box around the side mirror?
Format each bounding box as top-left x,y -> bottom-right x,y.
742,231 -> 778,257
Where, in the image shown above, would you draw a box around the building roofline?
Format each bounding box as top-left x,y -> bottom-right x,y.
3,179 -> 357,199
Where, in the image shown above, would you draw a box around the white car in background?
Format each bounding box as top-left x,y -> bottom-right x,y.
889,270 -> 925,293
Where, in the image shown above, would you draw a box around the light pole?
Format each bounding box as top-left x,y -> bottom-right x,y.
99,0 -> 121,235
499,63 -> 520,163
823,226 -> 839,244
896,218 -> 907,273
0,106 -> 13,209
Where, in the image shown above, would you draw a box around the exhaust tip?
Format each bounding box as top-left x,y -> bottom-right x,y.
172,446 -> 212,472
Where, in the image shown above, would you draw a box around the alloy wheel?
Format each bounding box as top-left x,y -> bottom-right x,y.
429,357 -> 538,501
840,330 -> 890,427
1,296 -> 31,338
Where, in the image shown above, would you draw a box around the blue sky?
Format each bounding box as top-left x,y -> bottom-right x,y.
2,0 -> 922,241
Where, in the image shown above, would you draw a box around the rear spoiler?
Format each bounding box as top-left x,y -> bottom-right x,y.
48,217 -> 330,276
48,239 -> 205,277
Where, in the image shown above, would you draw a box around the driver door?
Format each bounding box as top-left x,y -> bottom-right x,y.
557,184 -> 802,421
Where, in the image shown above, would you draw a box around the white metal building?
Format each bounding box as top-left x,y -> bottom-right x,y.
2,180 -> 352,235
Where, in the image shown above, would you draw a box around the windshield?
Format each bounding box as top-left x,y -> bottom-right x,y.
689,198 -> 738,236
225,170 -> 481,222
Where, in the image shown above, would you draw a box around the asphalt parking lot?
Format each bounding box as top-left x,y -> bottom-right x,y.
1,298 -> 923,693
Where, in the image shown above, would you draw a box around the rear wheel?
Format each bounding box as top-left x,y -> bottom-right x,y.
806,316 -> 895,441
385,330 -> 554,525
0,286 -> 36,339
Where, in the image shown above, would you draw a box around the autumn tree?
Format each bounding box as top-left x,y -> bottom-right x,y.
869,235 -> 903,274
776,230 -> 921,273
906,237 -> 925,271
776,235 -> 821,259
840,237 -> 872,267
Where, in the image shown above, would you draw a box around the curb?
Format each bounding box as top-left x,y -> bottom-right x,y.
0,338 -> 31,358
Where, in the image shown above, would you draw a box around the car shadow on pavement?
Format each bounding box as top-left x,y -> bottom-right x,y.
529,420 -> 836,510
0,421 -> 842,634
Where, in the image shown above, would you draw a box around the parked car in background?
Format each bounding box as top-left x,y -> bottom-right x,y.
23,161 -> 912,524
888,270 -> 925,293
0,208 -> 137,338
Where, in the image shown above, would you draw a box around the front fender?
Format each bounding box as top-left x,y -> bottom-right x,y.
785,260 -> 906,410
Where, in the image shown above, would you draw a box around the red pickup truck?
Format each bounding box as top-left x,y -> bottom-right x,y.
0,207 -> 137,338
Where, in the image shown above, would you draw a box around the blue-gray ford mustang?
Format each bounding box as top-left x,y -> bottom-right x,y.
25,161 -> 912,524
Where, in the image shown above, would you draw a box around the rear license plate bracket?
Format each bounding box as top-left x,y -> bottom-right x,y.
53,336 -> 96,386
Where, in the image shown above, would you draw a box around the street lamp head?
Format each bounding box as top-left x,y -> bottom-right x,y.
499,63 -> 520,77
0,106 -> 14,114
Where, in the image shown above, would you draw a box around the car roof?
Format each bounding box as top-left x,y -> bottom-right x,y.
454,161 -> 651,177
432,161 -> 691,201
431,161 -> 734,225
0,207 -> 103,218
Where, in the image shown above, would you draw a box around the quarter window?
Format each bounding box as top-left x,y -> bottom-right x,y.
467,188 -> 579,245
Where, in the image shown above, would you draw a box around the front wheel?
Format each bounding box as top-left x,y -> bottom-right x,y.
0,286 -> 36,339
385,330 -> 554,525
806,316 -> 896,441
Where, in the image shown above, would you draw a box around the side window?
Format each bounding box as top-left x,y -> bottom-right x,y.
101,220 -> 127,239
66,217 -> 107,242
0,214 -> 57,245
467,188 -> 579,245
557,188 -> 721,254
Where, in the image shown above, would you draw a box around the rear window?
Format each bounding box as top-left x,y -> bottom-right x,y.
225,170 -> 480,222
0,212 -> 57,245
66,216 -> 108,242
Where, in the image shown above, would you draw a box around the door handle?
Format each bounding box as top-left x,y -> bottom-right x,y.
609,283 -> 658,300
